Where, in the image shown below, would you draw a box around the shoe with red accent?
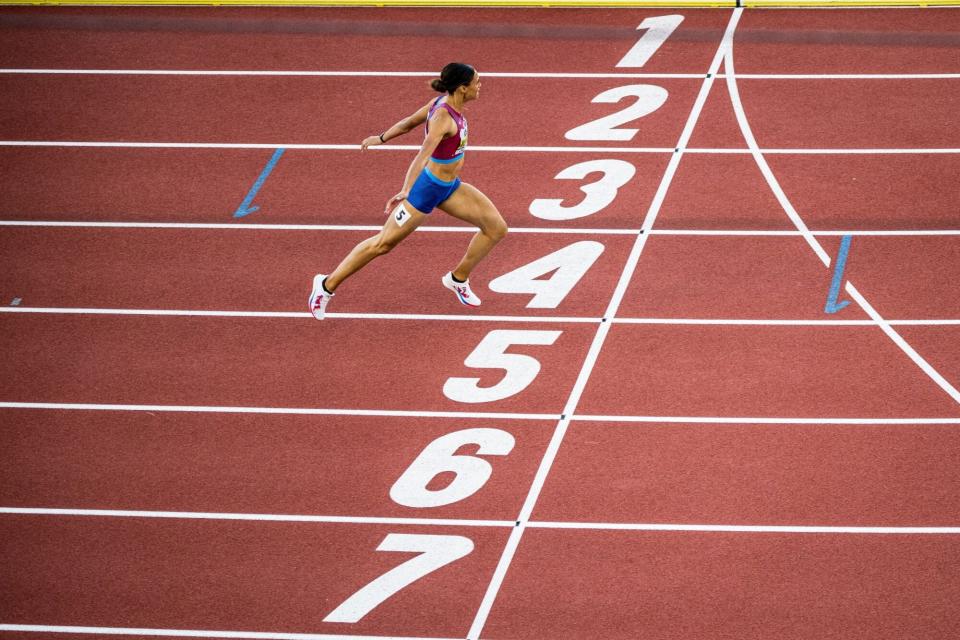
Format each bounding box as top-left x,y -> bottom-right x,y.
442,272 -> 481,307
308,273 -> 334,320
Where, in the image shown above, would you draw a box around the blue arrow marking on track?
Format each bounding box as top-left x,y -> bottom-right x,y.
824,234 -> 853,314
234,148 -> 285,218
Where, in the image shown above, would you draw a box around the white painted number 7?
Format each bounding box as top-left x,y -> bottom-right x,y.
323,533 -> 474,623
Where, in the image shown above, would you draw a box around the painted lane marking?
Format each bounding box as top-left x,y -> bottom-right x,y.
724,30 -> 960,408
3,508 -> 958,533
824,234 -> 853,314
233,148 -> 284,219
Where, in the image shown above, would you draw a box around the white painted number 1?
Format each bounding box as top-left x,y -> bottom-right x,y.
617,15 -> 685,68
443,330 -> 561,403
323,533 -> 473,623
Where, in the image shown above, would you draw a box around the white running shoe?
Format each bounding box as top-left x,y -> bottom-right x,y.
442,272 -> 481,307
308,274 -> 334,320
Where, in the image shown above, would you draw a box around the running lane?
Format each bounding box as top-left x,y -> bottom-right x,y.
0,314 -> 592,415
0,147 -> 671,228
0,7 -> 729,74
0,408 -> 553,522
482,528 -> 960,639
0,75 -> 702,147
0,227 -> 634,317
0,514 -> 506,638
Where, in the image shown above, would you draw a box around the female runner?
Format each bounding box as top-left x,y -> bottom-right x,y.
309,62 -> 507,319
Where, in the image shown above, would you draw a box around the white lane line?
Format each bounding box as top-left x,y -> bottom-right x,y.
3,509 -> 957,534
724,36 -> 960,408
3,69 -> 958,80
1,140 -> 959,154
466,10 -> 746,640
0,221 -> 642,235
0,307 -> 598,323
3,307 -> 957,326
0,69 -> 703,79
0,402 -> 557,421
528,522 -> 960,534
0,626 -> 454,640
1,402 -> 956,424
0,508 -> 511,528
571,415 -> 960,424
719,73 -> 960,80
3,221 -> 958,236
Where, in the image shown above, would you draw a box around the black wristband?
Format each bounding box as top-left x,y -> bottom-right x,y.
379,133 -> 386,143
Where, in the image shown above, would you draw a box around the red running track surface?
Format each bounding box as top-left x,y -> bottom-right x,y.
2,6 -> 960,640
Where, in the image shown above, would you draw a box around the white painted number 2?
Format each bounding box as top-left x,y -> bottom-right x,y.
390,428 -> 515,508
323,533 -> 473,623
617,15 -> 685,68
489,241 -> 605,309
443,330 -> 561,403
529,159 -> 636,220
565,85 -> 669,141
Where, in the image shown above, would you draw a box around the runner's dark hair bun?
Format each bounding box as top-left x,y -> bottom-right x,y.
430,62 -> 475,94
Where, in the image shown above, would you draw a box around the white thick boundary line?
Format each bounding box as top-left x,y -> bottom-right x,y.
2,508 -> 958,534
3,306 -> 959,326
725,30 -> 960,408
466,11 -> 745,640
0,626 -> 453,640
3,221 -> 960,236
2,402 -> 958,424
3,69 -> 959,80
2,140 -> 960,154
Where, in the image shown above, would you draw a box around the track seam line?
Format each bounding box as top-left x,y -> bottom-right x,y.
3,509 -> 957,533
724,31 -> 960,407
465,10 -> 746,639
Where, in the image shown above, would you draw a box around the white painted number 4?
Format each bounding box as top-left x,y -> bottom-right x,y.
323,533 -> 473,623
490,241 -> 604,309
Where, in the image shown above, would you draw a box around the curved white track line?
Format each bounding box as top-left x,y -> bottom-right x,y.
723,27 -> 960,407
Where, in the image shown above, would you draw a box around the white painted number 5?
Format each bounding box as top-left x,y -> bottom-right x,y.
443,330 -> 561,403
323,533 -> 473,623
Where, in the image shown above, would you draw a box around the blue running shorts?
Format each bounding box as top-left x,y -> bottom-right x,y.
407,166 -> 462,214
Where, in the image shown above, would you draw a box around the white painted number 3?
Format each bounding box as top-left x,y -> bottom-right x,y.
529,159 -> 636,221
390,428 -> 515,508
443,330 -> 561,403
323,533 -> 473,623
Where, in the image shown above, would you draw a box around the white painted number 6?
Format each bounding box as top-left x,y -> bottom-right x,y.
565,85 -> 669,141
390,428 -> 515,508
443,330 -> 561,403
324,533 -> 473,623
529,159 -> 636,220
